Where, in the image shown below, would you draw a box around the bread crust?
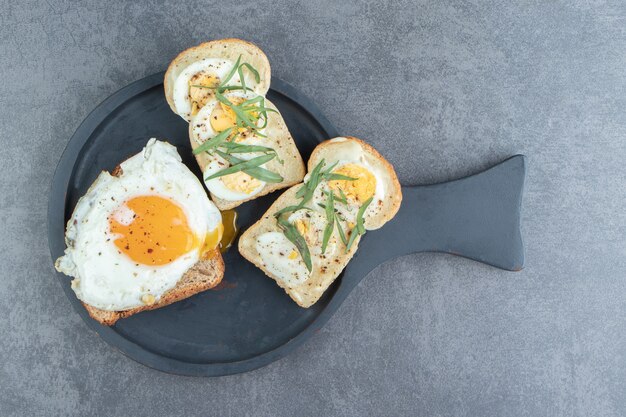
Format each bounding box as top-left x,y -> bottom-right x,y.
78,164 -> 225,326
164,38 -> 271,118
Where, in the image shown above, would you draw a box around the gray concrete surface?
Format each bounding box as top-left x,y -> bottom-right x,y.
1,0 -> 625,416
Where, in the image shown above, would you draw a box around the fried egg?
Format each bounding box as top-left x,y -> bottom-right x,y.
55,139 -> 222,311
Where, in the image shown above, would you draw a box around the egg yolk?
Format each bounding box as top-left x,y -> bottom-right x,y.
328,164 -> 376,203
209,102 -> 238,132
109,196 -> 219,266
209,97 -> 247,133
189,72 -> 220,115
221,171 -> 262,194
293,219 -> 318,245
294,219 -> 309,236
218,209 -> 238,253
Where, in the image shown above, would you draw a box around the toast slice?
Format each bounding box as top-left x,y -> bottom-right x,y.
238,136 -> 402,307
238,185 -> 361,307
78,165 -> 225,326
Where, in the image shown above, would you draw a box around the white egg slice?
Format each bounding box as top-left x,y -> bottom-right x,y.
54,139 -> 222,311
190,90 -> 267,144
255,232 -> 310,287
172,58 -> 255,121
203,156 -> 267,201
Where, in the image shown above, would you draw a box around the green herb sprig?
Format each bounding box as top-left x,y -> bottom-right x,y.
192,127 -> 234,155
203,151 -> 283,183
345,197 -> 373,252
276,159 -> 355,217
220,141 -> 284,164
277,216 -> 312,271
214,91 -> 276,137
321,191 -> 335,254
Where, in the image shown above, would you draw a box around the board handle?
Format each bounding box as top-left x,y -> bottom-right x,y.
344,155 -> 526,283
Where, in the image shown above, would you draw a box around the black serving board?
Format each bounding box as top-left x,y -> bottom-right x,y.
48,73 -> 525,376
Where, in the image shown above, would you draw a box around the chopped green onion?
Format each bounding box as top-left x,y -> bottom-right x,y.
296,159 -> 325,200
241,62 -> 260,82
220,141 -> 283,164
338,188 -> 348,204
356,197 -> 372,234
345,197 -> 373,252
346,226 -> 359,251
190,84 -> 252,92
239,165 -> 283,183
274,203 -> 308,217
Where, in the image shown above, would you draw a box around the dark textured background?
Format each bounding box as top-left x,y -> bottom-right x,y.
1,1 -> 625,416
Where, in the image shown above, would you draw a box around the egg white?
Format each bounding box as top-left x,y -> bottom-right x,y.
255,232 -> 310,287
55,139 -> 222,311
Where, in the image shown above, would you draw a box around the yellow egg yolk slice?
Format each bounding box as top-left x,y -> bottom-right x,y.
209,102 -> 238,132
328,163 -> 376,203
221,171 -> 262,194
293,218 -> 318,245
189,72 -> 220,115
209,97 -> 246,133
208,97 -> 261,138
109,196 -> 219,266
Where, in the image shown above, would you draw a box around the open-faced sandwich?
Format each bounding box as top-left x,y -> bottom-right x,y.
164,39 -> 305,210
238,137 -> 402,307
54,139 -> 225,325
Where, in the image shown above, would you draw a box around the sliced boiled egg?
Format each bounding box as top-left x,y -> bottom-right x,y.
173,58 -> 256,121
